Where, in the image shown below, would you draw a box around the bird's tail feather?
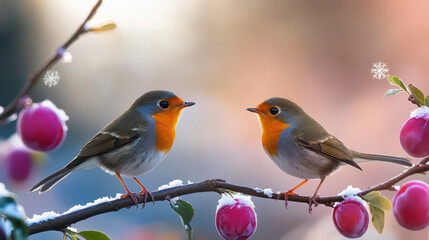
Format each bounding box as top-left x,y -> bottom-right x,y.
351,150 -> 412,167
30,167 -> 73,193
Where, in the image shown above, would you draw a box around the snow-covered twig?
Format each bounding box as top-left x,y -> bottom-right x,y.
0,0 -> 103,124
28,157 -> 429,235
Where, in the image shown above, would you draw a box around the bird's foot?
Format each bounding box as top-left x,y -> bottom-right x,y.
138,189 -> 155,209
308,194 -> 319,214
277,190 -> 297,209
121,192 -> 140,210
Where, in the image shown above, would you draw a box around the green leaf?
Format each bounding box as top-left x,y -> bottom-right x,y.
362,191 -> 391,234
66,232 -> 79,240
87,21 -> 117,33
0,197 -> 17,209
11,228 -> 28,240
425,95 -> 429,107
409,84 -> 425,106
0,200 -> 28,239
387,75 -> 407,91
362,191 -> 392,211
78,231 -> 111,240
369,205 -> 385,233
383,89 -> 404,98
169,199 -> 194,240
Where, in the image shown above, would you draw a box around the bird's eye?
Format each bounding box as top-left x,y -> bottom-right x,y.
159,100 -> 169,109
269,107 -> 280,115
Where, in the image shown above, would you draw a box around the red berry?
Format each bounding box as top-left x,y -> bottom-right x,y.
399,106 -> 429,157
332,200 -> 369,238
393,180 -> 429,230
17,100 -> 68,152
215,194 -> 257,240
5,149 -> 33,182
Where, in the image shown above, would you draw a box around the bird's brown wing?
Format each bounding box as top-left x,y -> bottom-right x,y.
295,136 -> 362,171
78,131 -> 140,158
65,110 -> 147,169
65,131 -> 141,169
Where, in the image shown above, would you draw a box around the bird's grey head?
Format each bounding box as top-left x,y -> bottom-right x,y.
264,97 -> 305,123
132,90 -> 178,115
132,90 -> 195,116
247,97 -> 305,124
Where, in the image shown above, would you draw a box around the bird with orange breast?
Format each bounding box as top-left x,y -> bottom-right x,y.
31,90 -> 195,207
248,97 -> 411,212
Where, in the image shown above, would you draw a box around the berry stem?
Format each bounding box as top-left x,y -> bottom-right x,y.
408,95 -> 422,107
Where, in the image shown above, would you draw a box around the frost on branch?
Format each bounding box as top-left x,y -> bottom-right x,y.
254,187 -> 274,198
26,194 -> 122,224
157,179 -> 194,191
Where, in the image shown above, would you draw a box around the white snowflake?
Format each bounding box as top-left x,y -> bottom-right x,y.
371,62 -> 389,80
43,70 -> 60,87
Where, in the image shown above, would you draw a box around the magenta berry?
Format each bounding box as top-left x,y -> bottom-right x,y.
215,194 -> 257,240
333,199 -> 369,238
5,149 -> 33,182
17,100 -> 68,152
399,106 -> 429,157
393,180 -> 429,230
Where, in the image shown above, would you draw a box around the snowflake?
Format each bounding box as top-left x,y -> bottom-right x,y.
43,70 -> 60,87
371,62 -> 389,80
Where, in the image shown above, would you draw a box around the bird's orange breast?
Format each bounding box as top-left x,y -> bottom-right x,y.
152,97 -> 184,152
256,103 -> 290,156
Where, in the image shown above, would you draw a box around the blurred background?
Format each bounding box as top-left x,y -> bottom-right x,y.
1,0 -> 429,239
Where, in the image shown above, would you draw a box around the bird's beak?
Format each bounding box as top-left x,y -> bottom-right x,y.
178,102 -> 195,109
247,108 -> 263,114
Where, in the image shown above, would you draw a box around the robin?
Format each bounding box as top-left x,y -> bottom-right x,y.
31,90 -> 195,207
247,97 -> 411,211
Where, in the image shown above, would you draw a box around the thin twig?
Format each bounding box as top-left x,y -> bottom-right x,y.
27,157 -> 429,235
0,0 -> 103,124
408,95 -> 422,108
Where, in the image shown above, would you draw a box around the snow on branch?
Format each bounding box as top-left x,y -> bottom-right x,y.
28,158 -> 429,235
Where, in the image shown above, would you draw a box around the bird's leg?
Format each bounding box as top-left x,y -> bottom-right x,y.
116,173 -> 139,208
308,177 -> 325,213
278,179 -> 308,208
133,177 -> 154,208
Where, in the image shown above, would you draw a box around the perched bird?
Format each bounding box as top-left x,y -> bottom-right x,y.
247,97 -> 411,211
31,90 -> 194,206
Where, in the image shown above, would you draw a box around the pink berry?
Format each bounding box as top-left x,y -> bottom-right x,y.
393,180 -> 429,230
332,200 -> 369,238
5,149 -> 33,182
399,106 -> 429,157
17,100 -> 68,152
215,194 -> 257,240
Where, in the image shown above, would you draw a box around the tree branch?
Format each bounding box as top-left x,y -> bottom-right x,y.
0,0 -> 103,124
28,157 -> 429,235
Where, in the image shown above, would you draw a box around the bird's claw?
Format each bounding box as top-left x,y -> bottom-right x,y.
138,189 -> 155,209
308,195 -> 319,213
277,191 -> 297,209
121,192 -> 140,210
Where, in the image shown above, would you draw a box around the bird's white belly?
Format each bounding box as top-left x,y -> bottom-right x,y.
99,141 -> 167,177
120,150 -> 166,177
269,150 -> 328,179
